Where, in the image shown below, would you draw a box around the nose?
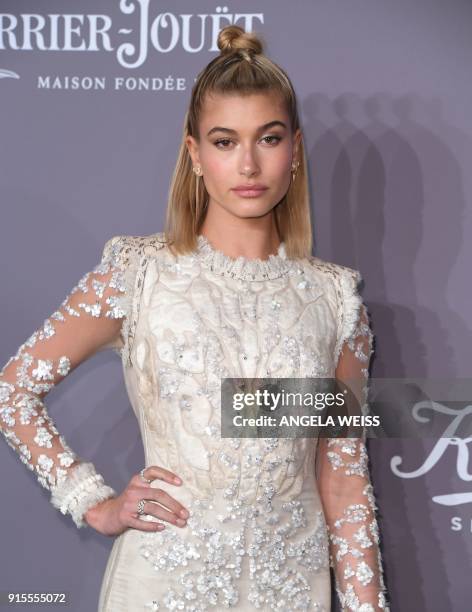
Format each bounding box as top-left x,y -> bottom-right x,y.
239,146 -> 260,177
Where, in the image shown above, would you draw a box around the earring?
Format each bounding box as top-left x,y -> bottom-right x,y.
291,160 -> 300,182
193,165 -> 202,176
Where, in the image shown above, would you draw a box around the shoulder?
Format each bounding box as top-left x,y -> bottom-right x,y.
101,231 -> 168,267
303,256 -> 365,336
305,256 -> 369,353
304,255 -> 362,291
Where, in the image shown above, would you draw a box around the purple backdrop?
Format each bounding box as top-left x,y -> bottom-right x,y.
1,1 -> 471,610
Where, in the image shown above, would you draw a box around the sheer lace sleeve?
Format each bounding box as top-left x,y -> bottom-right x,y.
0,235 -> 136,528
316,268 -> 390,611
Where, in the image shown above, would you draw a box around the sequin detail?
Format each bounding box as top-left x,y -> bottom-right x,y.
139,496 -> 329,611
318,296 -> 390,611
116,238 -> 389,611
106,237 -> 388,611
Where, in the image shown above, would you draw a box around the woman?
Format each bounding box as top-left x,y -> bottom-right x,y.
0,25 -> 389,612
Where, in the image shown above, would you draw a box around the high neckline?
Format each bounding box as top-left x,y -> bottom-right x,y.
195,234 -> 291,281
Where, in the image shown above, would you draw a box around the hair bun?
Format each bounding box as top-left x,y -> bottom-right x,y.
217,25 -> 264,56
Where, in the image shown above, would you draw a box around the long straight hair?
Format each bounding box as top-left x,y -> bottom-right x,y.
164,25 -> 313,260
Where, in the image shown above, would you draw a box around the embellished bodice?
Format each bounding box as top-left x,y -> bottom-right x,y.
111,234 -> 347,500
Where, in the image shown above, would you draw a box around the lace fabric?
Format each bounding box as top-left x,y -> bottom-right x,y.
316,269 -> 389,611
0,238 -> 131,526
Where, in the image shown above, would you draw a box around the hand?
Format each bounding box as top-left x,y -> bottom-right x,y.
84,466 -> 190,537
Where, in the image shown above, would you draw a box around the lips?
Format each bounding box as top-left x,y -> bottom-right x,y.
232,185 -> 268,191
231,186 -> 268,198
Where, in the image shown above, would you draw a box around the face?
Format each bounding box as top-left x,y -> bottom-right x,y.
186,91 -> 301,220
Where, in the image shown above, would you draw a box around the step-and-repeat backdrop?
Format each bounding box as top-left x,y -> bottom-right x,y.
1,1 -> 471,610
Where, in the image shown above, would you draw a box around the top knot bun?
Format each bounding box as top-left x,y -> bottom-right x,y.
217,25 -> 264,56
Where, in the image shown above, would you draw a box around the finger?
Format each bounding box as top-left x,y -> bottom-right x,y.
139,466 -> 183,485
126,490 -> 188,523
138,500 -> 188,527
127,516 -> 165,532
149,488 -> 189,519
129,486 -> 190,519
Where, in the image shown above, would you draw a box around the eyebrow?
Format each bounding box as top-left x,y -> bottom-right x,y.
207,120 -> 287,137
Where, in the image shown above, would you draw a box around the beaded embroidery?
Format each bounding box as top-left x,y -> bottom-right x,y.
316,280 -> 389,611
140,498 -> 330,611
122,236 -> 389,611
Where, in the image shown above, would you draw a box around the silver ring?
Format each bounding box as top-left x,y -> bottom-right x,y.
140,467 -> 152,483
137,499 -> 146,515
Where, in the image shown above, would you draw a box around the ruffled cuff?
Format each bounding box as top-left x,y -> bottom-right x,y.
50,462 -> 116,528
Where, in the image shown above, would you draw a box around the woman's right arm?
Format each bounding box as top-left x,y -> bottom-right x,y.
1,236 -> 190,534
1,236 -> 190,535
0,237 -> 130,528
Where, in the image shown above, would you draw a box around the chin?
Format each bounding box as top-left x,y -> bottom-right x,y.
231,205 -> 276,219
228,198 -> 276,214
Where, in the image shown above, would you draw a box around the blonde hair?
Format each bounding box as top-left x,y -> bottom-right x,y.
164,25 -> 313,260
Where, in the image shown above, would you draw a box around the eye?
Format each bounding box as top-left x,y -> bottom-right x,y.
213,135 -> 282,149
214,138 -> 233,149
261,135 -> 282,145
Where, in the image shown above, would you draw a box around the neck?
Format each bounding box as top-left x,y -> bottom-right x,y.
198,204 -> 281,261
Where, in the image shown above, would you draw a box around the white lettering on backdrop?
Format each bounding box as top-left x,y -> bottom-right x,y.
391,400 -> 472,507
0,4 -> 264,69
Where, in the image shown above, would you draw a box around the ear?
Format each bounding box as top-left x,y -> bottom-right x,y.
292,128 -> 302,159
185,135 -> 200,167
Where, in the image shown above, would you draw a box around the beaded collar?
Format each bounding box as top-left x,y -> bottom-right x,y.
195,234 -> 292,281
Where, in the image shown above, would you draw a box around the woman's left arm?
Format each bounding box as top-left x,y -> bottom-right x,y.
316,300 -> 390,611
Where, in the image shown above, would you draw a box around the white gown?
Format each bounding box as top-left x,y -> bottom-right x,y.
0,232 -> 389,611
